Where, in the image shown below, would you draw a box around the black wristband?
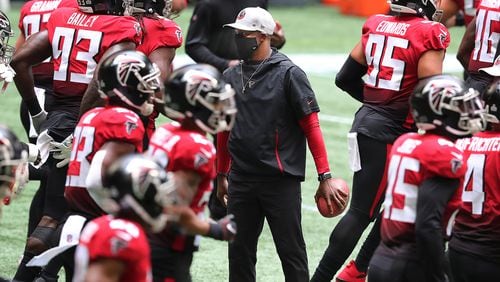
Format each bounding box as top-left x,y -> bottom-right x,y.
207,222 -> 223,240
318,172 -> 332,182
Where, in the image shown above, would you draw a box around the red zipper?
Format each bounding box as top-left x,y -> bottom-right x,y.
275,129 -> 284,173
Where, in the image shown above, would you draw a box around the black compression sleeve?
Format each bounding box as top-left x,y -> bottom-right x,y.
416,176 -> 460,282
335,55 -> 367,102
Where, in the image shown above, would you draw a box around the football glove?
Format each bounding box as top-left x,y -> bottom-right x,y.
50,134 -> 73,168
207,214 -> 237,242
0,63 -> 15,83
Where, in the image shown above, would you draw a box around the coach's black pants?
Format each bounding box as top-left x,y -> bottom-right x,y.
227,176 -> 308,282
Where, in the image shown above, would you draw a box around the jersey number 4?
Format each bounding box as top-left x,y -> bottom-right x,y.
461,154 -> 486,215
365,34 -> 409,92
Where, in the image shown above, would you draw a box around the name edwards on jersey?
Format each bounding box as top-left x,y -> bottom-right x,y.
376,21 -> 410,36
30,0 -> 62,12
67,12 -> 99,28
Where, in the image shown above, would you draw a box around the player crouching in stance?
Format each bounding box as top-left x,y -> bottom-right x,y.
73,154 -> 174,282
368,74 -> 487,282
146,64 -> 237,282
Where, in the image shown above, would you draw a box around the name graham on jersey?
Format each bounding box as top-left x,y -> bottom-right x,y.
376,21 -> 410,36
456,136 -> 500,152
30,0 -> 61,12
67,12 -> 99,28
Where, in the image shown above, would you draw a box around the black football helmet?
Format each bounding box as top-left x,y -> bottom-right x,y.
411,74 -> 487,138
101,154 -> 176,232
0,125 -> 27,202
127,0 -> 172,17
77,0 -> 127,15
390,0 -> 443,21
0,11 -> 14,64
98,50 -> 161,116
483,79 -> 500,123
164,64 -> 237,134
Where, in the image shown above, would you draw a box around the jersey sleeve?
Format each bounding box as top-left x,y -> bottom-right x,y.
98,108 -> 145,152
423,22 -> 450,51
171,137 -> 215,178
422,138 -> 466,179
18,3 -> 29,35
105,16 -> 143,47
286,66 -> 320,119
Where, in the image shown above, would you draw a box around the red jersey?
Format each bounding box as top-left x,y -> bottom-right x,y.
18,0 -> 78,81
361,15 -> 450,121
467,0 -> 500,74
136,16 -> 182,56
65,106 -> 144,218
451,131 -> 500,263
380,133 -> 466,257
452,0 -> 480,25
147,122 -> 216,251
46,8 -> 142,97
135,15 -> 182,147
74,216 -> 152,282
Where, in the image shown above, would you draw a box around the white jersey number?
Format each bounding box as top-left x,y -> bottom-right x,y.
52,27 -> 102,84
472,8 -> 500,63
383,155 -> 420,223
461,153 -> 486,215
365,34 -> 409,91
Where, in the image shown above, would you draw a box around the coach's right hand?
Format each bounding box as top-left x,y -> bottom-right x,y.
216,173 -> 229,207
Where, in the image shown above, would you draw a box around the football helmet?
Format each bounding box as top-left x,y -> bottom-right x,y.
127,0 -> 173,17
77,0 -> 127,15
411,74 -> 487,137
164,64 -> 237,134
98,50 -> 161,116
102,154 -> 176,232
0,125 -> 27,202
389,0 -> 443,22
0,11 -> 14,64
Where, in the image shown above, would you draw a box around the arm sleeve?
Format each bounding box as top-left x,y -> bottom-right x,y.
335,55 -> 366,102
184,2 -> 230,72
298,112 -> 330,174
216,131 -> 231,174
415,176 -> 460,282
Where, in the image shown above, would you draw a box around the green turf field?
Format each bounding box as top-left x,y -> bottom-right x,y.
0,3 -> 467,281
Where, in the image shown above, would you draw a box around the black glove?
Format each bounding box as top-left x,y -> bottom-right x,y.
206,214 -> 237,242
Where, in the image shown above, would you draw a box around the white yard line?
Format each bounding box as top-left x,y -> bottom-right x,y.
319,113 -> 353,125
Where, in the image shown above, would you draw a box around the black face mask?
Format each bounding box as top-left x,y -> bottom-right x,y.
234,34 -> 258,60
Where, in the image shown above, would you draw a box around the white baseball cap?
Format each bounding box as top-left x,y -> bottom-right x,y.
224,7 -> 276,36
479,55 -> 500,77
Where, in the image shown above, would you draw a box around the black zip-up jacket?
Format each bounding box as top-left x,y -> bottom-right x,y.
223,49 -> 319,181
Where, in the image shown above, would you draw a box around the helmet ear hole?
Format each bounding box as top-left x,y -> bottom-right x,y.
163,64 -> 237,134
411,75 -> 488,138
97,50 -> 161,114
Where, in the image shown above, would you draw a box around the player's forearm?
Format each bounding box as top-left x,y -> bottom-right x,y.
11,62 -> 39,114
185,43 -> 231,72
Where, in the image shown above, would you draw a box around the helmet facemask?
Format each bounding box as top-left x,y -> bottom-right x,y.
0,13 -> 14,64
193,84 -> 237,134
441,88 -> 487,137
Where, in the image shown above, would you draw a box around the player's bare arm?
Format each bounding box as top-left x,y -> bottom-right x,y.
418,49 -> 446,78
11,30 -> 51,115
457,16 -> 476,70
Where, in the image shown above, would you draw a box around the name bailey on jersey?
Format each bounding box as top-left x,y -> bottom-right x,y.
67,12 -> 99,28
